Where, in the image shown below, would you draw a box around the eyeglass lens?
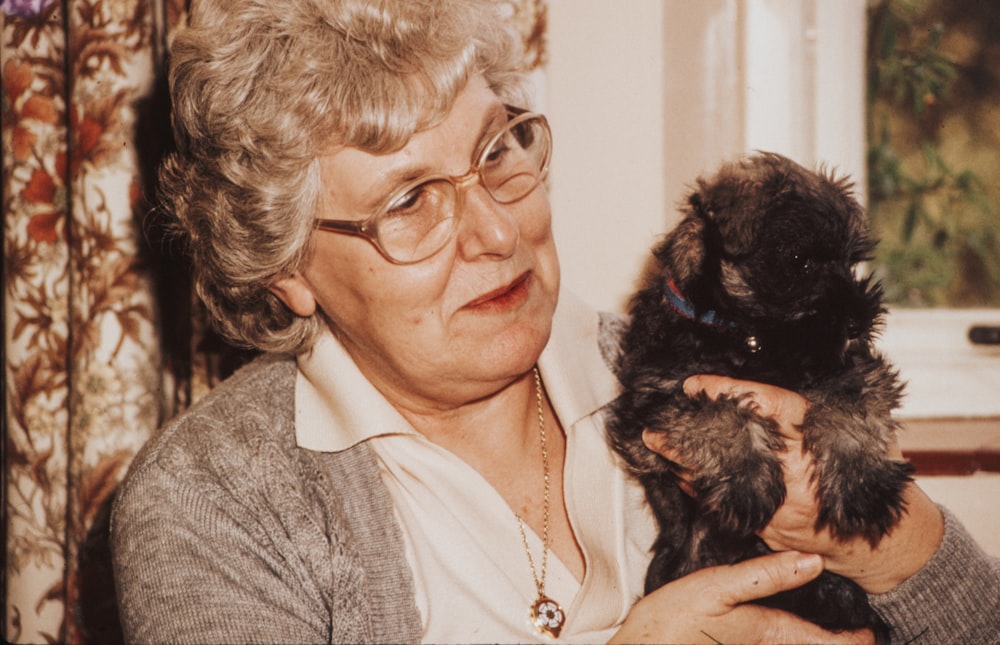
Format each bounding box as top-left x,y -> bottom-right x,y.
378,114 -> 550,263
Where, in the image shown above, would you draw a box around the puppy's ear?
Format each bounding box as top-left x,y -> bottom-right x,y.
689,191 -> 710,221
826,169 -> 876,264
653,191 -> 718,295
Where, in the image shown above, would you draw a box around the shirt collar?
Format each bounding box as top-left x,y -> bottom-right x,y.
294,288 -> 620,453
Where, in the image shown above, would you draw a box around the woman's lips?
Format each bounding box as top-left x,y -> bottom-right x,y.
463,272 -> 532,311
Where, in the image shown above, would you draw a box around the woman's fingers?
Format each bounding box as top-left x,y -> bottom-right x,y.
644,375 -> 812,494
612,551 -> 876,645
641,429 -> 696,496
641,428 -> 679,460
705,550 -> 824,606
711,553 -> 875,645
683,374 -> 809,433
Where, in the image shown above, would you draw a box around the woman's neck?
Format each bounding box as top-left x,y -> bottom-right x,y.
395,369 -> 586,582
401,370 -> 537,460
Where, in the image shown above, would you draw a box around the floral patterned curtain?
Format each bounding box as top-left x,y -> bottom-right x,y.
3,1 -> 185,642
2,0 -> 546,643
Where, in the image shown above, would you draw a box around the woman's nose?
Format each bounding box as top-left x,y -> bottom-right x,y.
455,184 -> 520,260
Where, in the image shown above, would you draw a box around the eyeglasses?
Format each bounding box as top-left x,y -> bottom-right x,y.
314,106 -> 552,264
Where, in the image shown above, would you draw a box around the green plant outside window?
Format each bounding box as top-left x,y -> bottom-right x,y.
867,0 -> 1000,307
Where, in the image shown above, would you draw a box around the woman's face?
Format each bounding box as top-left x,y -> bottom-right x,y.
272,76 -> 560,410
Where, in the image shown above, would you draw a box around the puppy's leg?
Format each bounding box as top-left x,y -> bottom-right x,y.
641,477 -> 696,592
802,359 -> 913,543
641,390 -> 789,537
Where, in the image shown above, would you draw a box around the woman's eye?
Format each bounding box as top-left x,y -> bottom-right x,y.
387,185 -> 426,215
484,137 -> 512,167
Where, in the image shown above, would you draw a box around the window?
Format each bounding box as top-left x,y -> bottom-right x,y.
867,0 -> 1000,309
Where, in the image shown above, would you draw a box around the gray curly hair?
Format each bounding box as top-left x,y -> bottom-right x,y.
159,0 -> 532,353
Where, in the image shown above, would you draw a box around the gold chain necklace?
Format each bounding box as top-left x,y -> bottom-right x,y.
514,367 -> 567,639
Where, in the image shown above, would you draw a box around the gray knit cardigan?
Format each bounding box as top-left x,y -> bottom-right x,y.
112,354 -> 422,643
112,354 -> 1000,644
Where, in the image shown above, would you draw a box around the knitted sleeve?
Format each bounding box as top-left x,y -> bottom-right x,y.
868,507 -> 1000,644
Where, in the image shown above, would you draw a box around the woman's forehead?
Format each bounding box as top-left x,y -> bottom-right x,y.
317,78 -> 505,208
320,75 -> 503,154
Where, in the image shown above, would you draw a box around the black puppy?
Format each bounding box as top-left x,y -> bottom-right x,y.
606,152 -> 913,643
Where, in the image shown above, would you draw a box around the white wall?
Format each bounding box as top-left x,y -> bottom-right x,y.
546,0 -> 668,313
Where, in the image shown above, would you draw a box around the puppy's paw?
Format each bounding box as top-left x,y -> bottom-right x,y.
802,397 -> 915,542
815,457 -> 914,543
691,407 -> 788,536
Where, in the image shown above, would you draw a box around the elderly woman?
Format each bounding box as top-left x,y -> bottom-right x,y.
111,0 -> 999,643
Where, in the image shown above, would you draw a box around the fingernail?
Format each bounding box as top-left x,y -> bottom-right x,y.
794,553 -> 823,576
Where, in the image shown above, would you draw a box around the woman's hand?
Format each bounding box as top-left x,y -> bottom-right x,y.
644,374 -> 944,594
611,550 -> 874,644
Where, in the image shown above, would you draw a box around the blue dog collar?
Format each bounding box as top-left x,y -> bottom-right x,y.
663,279 -> 762,352
663,279 -> 733,328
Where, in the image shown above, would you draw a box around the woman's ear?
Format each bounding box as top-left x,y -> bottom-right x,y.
268,275 -> 317,317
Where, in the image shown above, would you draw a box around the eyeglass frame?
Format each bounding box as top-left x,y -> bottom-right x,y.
313,105 -> 552,264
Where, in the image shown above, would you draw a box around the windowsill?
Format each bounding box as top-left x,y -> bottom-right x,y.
900,417 -> 1000,475
879,308 -> 1000,475
902,417 -> 1000,557
879,308 -> 1000,419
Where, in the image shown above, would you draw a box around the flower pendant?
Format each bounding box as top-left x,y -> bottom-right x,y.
530,594 -> 566,638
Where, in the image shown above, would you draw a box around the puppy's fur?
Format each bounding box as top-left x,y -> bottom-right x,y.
606,152 -> 912,642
